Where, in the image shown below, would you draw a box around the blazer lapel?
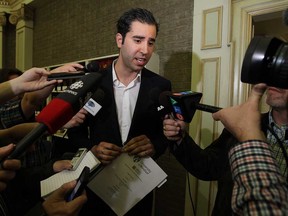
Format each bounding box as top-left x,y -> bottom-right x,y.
101,68 -> 122,142
129,69 -> 152,134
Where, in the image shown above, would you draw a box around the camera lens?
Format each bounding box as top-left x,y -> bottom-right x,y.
241,36 -> 288,89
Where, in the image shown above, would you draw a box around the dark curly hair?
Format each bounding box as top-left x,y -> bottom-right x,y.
116,8 -> 159,44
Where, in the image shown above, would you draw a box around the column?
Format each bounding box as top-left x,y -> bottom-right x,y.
9,4 -> 34,71
0,12 -> 7,68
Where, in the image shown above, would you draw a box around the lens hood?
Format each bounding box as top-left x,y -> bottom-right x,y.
241,36 -> 283,85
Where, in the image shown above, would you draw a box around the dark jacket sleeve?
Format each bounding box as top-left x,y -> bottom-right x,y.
170,129 -> 237,181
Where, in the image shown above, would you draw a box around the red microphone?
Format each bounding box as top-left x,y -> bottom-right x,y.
7,73 -> 102,159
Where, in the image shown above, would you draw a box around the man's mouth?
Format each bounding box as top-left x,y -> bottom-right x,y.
267,87 -> 283,93
135,58 -> 146,65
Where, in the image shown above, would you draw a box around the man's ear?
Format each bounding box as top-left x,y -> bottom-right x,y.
116,33 -> 123,48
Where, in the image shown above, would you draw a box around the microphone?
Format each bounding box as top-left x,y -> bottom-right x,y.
158,91 -> 175,119
159,90 -> 222,123
47,61 -> 100,81
6,73 -> 103,160
83,60 -> 100,73
83,88 -> 105,116
193,103 -> 221,113
283,8 -> 288,26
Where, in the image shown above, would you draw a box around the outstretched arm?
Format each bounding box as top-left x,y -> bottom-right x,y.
21,63 -> 83,119
213,83 -> 288,215
0,68 -> 58,104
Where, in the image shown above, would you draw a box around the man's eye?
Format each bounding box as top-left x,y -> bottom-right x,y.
148,41 -> 155,46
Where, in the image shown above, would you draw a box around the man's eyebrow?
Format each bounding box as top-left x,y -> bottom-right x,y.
132,35 -> 156,42
132,35 -> 145,40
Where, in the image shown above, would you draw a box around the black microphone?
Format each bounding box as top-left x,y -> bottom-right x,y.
283,8 -> 288,26
194,103 -> 221,113
47,61 -> 100,80
160,90 -> 222,123
83,60 -> 100,73
82,88 -> 105,116
6,73 -> 103,160
170,91 -> 222,122
158,91 -> 175,119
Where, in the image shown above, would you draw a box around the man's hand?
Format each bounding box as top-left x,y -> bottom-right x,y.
91,142 -> 122,165
42,180 -> 87,216
122,135 -> 155,158
212,83 -> 267,142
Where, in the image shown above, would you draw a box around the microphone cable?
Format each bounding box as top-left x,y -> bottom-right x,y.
186,171 -> 196,216
182,131 -> 196,216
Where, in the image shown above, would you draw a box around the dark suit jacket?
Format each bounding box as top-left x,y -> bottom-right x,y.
170,113 -> 270,216
68,65 -> 171,215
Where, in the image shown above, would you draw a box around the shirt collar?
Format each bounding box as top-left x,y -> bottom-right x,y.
112,59 -> 142,86
269,110 -> 288,130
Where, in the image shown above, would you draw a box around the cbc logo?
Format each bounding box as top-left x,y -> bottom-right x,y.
70,81 -> 84,89
87,101 -> 95,107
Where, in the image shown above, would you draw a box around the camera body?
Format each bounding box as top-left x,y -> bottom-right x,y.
241,36 -> 288,89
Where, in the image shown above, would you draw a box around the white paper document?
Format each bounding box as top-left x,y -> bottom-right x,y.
87,153 -> 167,216
40,150 -> 101,198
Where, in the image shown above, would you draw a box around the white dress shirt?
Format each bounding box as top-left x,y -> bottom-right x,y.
112,61 -> 141,144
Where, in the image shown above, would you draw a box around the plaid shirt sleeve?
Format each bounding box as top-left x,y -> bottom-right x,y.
229,140 -> 288,215
0,99 -> 33,128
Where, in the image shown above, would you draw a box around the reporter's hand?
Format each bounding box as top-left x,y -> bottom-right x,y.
163,115 -> 186,141
0,144 -> 21,191
212,83 -> 267,142
53,160 -> 73,173
91,142 -> 122,165
0,122 -> 39,145
50,63 -> 84,73
42,180 -> 87,216
10,68 -> 60,95
62,109 -> 88,129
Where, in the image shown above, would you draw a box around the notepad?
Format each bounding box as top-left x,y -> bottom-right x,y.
40,150 -> 101,198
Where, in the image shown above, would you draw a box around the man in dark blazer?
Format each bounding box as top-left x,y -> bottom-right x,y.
162,86 -> 288,215
68,8 -> 171,216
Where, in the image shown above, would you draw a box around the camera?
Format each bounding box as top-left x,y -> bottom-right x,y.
241,36 -> 288,89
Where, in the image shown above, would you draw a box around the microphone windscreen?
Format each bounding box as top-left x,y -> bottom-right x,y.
158,91 -> 173,118
169,91 -> 203,122
36,98 -> 74,134
36,72 -> 102,134
91,88 -> 105,103
283,8 -> 288,26
57,73 -> 102,109
85,60 -> 100,73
